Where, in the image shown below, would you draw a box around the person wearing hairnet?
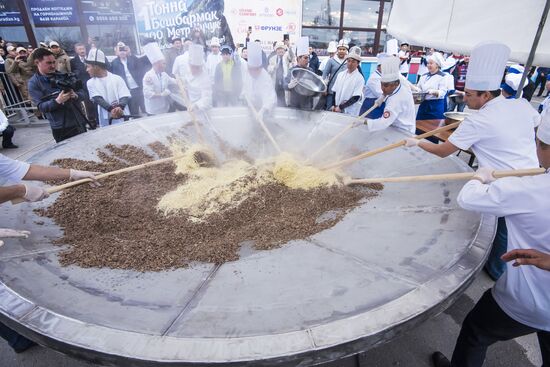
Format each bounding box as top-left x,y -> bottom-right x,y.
415,52 -> 448,120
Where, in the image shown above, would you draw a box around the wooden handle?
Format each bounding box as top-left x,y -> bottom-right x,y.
175,76 -> 205,144
346,168 -> 546,184
322,121 -> 460,171
307,98 -> 385,162
11,155 -> 185,205
244,96 -> 282,153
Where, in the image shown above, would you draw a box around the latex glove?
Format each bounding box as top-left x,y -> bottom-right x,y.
472,167 -> 496,184
0,228 -> 31,247
404,138 -> 420,147
374,95 -> 386,107
23,184 -> 49,202
160,89 -> 171,97
70,169 -> 101,187
288,78 -> 299,89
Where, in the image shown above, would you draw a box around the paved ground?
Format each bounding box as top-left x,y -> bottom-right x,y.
0,99 -> 545,366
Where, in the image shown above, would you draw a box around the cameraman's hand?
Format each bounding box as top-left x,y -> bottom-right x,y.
69,90 -> 78,99
110,107 -> 124,119
55,90 -> 72,105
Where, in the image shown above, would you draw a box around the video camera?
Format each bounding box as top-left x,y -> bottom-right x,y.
49,72 -> 83,92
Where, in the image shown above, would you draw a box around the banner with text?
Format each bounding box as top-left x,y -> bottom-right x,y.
133,0 -> 301,50
28,0 -> 79,25
0,0 -> 22,25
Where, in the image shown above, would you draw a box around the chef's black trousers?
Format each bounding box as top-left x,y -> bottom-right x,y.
451,290 -> 550,367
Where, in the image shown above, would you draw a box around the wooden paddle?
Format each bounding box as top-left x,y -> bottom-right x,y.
244,95 -> 282,153
344,168 -> 546,185
11,155 -> 187,205
307,96 -> 387,162
321,121 -> 460,171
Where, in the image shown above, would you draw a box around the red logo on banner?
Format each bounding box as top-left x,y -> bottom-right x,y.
276,8 -> 284,16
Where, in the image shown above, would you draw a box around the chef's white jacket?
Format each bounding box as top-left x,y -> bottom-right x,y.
181,70 -> 212,111
242,68 -> 277,111
0,153 -> 29,185
142,68 -> 178,115
366,83 -> 415,134
364,70 -> 382,99
458,172 -> 550,331
332,68 -> 365,116
417,71 -> 448,99
449,96 -> 540,170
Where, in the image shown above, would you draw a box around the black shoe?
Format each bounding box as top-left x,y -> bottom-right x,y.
2,143 -> 18,149
432,351 -> 451,367
12,337 -> 37,353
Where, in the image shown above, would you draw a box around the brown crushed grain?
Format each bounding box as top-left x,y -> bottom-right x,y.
36,143 -> 382,272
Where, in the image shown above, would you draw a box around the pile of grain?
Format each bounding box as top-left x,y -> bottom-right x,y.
36,143 -> 382,272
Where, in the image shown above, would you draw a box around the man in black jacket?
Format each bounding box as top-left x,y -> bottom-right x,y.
110,42 -> 150,117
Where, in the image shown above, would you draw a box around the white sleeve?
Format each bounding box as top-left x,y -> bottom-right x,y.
261,73 -> 277,109
142,73 -> 156,99
352,74 -> 364,98
434,75 -> 449,98
0,154 -> 30,183
194,81 -> 212,110
457,178 -> 535,217
448,119 -> 480,150
366,99 -> 400,131
332,72 -> 342,94
367,77 -> 383,97
86,79 -> 100,99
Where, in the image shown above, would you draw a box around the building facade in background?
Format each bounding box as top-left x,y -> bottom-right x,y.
1,0 -> 392,56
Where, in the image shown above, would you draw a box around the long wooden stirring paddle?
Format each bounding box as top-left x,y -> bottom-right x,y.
322,121 -> 460,171
244,95 -> 282,153
344,168 -> 545,185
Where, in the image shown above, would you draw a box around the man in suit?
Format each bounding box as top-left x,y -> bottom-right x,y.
110,42 -> 150,117
70,43 -> 97,128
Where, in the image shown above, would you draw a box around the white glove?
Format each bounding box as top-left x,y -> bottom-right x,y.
472,167 -> 496,184
374,95 -> 386,107
404,138 -> 420,147
160,89 -> 171,97
23,184 -> 49,202
70,169 -> 101,187
427,89 -> 439,97
288,78 -> 299,89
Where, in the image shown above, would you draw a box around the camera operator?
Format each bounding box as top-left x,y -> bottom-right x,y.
28,48 -> 88,143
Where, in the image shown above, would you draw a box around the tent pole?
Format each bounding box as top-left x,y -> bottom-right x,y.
517,0 -> 550,98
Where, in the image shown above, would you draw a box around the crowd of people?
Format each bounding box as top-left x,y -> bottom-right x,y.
0,34 -> 549,367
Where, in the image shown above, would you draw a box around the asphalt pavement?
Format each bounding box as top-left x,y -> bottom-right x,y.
0,97 -> 545,366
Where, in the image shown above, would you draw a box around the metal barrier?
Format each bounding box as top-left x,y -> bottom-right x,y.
0,71 -> 37,125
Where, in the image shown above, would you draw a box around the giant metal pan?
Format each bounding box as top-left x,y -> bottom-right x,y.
291,68 -> 327,97
0,107 -> 495,366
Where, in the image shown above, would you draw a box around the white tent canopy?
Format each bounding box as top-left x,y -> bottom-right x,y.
387,0 -> 550,66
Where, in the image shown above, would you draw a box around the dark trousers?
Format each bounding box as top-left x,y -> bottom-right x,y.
1,125 -> 16,147
485,217 -> 507,280
51,125 -> 85,143
325,93 -> 335,110
535,74 -> 548,96
129,87 -> 145,116
451,290 -> 550,367
275,86 -> 286,107
0,322 -> 33,351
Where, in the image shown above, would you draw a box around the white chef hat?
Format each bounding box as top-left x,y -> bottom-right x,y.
188,44 -> 204,66
502,73 -> 527,94
380,56 -> 401,82
210,37 -> 220,47
247,41 -> 263,68
86,48 -> 108,67
327,41 -> 337,53
386,39 -> 399,56
296,36 -> 309,57
376,52 -> 389,65
465,41 -> 511,91
347,46 -> 362,62
143,42 -> 165,64
537,111 -> 550,144
428,52 -> 445,68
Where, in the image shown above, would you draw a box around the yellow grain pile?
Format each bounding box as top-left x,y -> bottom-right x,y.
157,147 -> 341,221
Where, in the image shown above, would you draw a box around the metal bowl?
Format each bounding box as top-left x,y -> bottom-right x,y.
291,68 -> 327,97
412,92 -> 428,104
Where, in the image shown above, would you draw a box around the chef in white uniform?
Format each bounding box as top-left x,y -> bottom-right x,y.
364,56 -> 415,134
242,42 -> 277,117
180,44 -> 212,112
86,48 -> 131,127
501,73 -> 528,99
415,52 -> 448,120
331,46 -> 365,116
406,41 -> 541,281
431,114 -> 550,367
205,37 -> 222,85
142,42 -> 179,115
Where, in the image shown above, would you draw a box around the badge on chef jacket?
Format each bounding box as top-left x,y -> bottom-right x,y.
144,76 -> 153,85
383,111 -> 391,119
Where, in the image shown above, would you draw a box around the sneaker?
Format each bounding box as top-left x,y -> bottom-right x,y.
432,351 -> 451,367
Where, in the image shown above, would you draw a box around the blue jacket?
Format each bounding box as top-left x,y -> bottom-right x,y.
28,73 -> 87,130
